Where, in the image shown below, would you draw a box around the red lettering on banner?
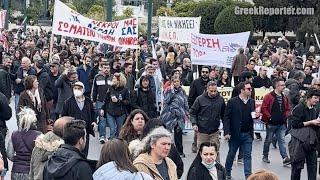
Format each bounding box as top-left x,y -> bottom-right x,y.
91,20 -> 119,29
192,34 -> 220,49
192,48 -> 206,58
124,18 -> 137,27
212,39 -> 220,48
58,21 -> 63,31
118,37 -> 138,46
161,31 -> 176,40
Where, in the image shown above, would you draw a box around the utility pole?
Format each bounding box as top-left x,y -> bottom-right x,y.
106,0 -> 112,21
24,0 -> 27,31
3,0 -> 8,29
147,0 -> 152,43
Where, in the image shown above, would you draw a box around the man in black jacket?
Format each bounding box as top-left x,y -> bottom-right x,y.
224,81 -> 257,179
0,56 -> 13,100
252,66 -> 272,88
61,82 -> 97,157
91,62 -> 111,144
0,92 -> 12,171
188,66 -> 210,152
43,120 -> 93,180
190,81 -> 225,159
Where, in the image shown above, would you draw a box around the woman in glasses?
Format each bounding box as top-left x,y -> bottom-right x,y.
93,139 -> 152,180
100,73 -> 129,139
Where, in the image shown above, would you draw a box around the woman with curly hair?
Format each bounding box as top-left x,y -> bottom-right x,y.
119,109 -> 150,143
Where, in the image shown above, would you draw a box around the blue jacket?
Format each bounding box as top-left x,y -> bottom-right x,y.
77,65 -> 92,94
223,96 -> 255,140
93,161 -> 153,180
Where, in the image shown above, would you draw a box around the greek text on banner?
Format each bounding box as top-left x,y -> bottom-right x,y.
158,16 -> 201,43
52,0 -> 138,48
190,31 -> 250,68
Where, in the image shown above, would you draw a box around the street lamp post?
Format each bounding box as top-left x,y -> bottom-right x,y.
106,0 -> 112,21
147,0 -> 152,43
24,0 -> 27,31
3,0 -> 8,29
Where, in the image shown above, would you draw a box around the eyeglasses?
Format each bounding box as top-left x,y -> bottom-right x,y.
245,88 -> 252,91
201,71 -> 209,74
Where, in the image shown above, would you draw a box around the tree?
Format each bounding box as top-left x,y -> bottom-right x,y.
156,6 -> 176,16
214,5 -> 253,34
26,0 -> 43,23
86,5 -> 105,21
172,1 -> 197,17
114,7 -> 133,20
191,1 -> 226,34
153,0 -> 166,16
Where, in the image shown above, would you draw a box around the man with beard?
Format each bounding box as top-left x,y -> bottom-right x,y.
41,48 -> 50,63
188,66 -> 210,153
0,56 -> 13,100
77,55 -> 92,97
122,63 -> 135,94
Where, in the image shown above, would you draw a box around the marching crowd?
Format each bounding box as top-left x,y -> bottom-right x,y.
0,28 -> 319,180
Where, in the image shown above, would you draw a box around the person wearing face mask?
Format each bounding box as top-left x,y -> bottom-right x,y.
54,68 -> 78,118
190,81 -> 225,160
160,75 -> 189,158
187,142 -> 226,180
61,81 -> 97,157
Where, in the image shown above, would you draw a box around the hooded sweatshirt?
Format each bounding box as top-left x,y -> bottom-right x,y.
93,161 -> 153,180
43,144 -> 93,180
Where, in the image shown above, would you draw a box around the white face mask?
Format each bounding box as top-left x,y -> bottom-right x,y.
73,89 -> 83,97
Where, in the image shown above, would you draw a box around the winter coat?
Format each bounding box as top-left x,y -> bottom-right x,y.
0,92 -> 11,127
187,161 -> 226,180
231,54 -> 247,77
61,96 -> 96,136
160,87 -> 189,131
190,92 -> 225,134
285,78 -> 302,110
29,132 -> 64,180
0,65 -> 13,99
18,89 -> 48,133
252,76 -> 272,88
181,67 -> 194,86
54,74 -> 74,114
7,130 -> 41,174
102,86 -> 130,117
133,153 -> 178,180
14,67 -> 36,94
77,65 -> 92,94
188,77 -> 209,107
131,87 -> 157,118
91,74 -> 111,102
93,161 -> 153,180
261,91 -> 290,125
43,144 -> 93,180
37,69 -> 53,101
123,72 -> 135,94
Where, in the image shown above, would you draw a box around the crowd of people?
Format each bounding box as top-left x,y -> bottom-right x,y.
0,27 -> 319,180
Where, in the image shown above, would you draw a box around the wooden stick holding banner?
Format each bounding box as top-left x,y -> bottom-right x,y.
49,33 -> 54,63
135,47 -> 140,80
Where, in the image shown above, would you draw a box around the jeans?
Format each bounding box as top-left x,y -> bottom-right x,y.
225,132 -> 253,178
14,93 -> 20,111
95,101 -> 106,138
106,113 -> 126,139
81,133 -> 90,157
263,124 -> 288,159
0,127 -> 8,169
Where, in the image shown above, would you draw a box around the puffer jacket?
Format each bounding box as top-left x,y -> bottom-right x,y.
29,132 -> 64,180
93,161 -> 153,180
102,85 -> 130,117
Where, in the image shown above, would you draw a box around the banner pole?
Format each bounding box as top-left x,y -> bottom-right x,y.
49,33 -> 54,63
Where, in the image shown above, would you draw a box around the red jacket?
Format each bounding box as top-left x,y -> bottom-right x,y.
261,91 -> 291,124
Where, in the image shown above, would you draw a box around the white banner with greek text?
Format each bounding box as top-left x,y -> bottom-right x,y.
190,31 -> 250,68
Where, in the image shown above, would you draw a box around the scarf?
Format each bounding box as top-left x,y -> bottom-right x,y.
202,161 -> 218,180
27,89 -> 42,112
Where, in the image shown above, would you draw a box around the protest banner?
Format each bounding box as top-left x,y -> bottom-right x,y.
190,31 -> 250,68
52,0 -> 138,48
0,10 -> 6,29
158,16 -> 201,43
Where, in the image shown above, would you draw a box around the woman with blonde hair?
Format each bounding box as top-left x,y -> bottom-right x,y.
101,73 -> 130,140
247,170 -> 279,180
7,107 -> 42,180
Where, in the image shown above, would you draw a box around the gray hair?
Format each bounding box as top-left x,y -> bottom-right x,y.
293,70 -> 306,81
145,127 -> 172,153
17,107 -> 37,131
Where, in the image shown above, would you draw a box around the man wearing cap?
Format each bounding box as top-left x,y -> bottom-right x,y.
61,81 -> 97,157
